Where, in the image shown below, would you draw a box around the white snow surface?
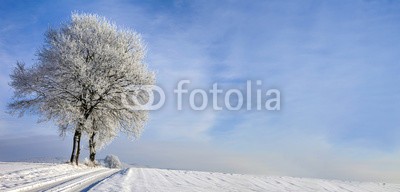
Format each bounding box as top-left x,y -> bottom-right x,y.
1,162 -> 399,192
0,161 -> 118,192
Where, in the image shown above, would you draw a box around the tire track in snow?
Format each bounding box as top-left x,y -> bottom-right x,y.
40,168 -> 119,192
2,164 -> 99,191
80,168 -> 125,192
1,163 -> 120,192
85,168 -> 134,192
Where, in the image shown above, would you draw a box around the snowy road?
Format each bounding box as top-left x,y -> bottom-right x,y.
1,162 -> 400,192
0,162 -> 119,192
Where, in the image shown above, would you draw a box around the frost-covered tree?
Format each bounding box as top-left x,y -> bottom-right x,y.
9,13 -> 155,165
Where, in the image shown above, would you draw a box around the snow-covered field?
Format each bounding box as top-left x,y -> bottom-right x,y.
1,162 -> 399,192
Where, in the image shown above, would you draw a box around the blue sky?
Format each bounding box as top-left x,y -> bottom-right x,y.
1,0 -> 400,182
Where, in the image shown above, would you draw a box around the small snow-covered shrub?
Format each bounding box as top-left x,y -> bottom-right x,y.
104,155 -> 122,168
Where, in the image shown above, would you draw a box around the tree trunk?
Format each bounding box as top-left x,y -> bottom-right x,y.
71,110 -> 91,165
89,132 -> 96,164
75,130 -> 82,165
69,130 -> 79,165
